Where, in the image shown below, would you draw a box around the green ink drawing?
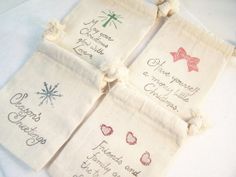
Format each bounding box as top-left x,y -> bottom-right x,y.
99,10 -> 122,29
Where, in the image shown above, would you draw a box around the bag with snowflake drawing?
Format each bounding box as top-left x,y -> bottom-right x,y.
42,0 -> 178,69
48,82 -> 188,177
0,40 -> 107,170
128,14 -> 235,134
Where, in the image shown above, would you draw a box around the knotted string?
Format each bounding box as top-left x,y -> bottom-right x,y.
233,47 -> 236,57
157,0 -> 180,17
43,20 -> 65,41
100,62 -> 129,93
233,47 -> 236,66
187,109 -> 208,135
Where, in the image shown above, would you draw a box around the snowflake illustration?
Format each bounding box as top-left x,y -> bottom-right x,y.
36,82 -> 63,106
99,10 -> 122,29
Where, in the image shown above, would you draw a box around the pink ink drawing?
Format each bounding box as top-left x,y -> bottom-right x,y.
140,151 -> 152,166
126,132 -> 137,145
170,47 -> 200,72
101,124 -> 113,136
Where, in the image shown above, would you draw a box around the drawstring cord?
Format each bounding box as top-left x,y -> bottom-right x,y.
157,0 -> 180,17
43,20 -> 65,41
187,109 -> 208,135
100,63 -> 129,93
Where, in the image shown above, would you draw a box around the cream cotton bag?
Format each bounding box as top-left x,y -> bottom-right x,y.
129,14 -> 235,134
0,40 -> 106,170
48,83 -> 188,177
43,0 -> 158,68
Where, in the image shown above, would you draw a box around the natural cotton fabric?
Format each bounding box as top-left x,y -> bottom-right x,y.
0,40 -> 106,170
43,0 -> 157,68
47,13 -> 235,177
48,83 -> 188,177
129,14 -> 235,133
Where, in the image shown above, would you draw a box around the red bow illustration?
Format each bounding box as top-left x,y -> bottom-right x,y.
170,47 -> 200,72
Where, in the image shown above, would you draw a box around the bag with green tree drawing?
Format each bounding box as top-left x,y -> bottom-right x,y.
43,0 -> 158,68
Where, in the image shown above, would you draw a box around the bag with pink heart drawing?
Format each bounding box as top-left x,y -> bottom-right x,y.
48,83 -> 188,177
129,14 -> 235,134
43,0 -> 161,68
0,40 -> 107,170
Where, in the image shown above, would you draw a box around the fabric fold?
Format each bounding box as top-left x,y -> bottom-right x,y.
38,40 -> 106,90
109,83 -> 188,144
168,15 -> 234,58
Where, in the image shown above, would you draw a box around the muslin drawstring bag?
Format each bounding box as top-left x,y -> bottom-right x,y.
0,40 -> 106,170
43,0 -> 158,68
129,14 -> 235,134
48,83 -> 188,177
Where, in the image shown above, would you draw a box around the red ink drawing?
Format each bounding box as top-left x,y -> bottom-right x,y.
126,132 -> 137,145
140,151 -> 152,166
101,124 -> 113,136
170,47 -> 200,72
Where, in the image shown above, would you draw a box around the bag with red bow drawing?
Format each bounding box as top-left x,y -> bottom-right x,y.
48,83 -> 188,177
129,14 -> 235,134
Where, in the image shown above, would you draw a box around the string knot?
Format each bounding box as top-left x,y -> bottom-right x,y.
233,47 -> 236,57
100,63 -> 129,83
43,20 -> 65,41
157,0 -> 180,17
187,109 -> 206,135
229,47 -> 236,66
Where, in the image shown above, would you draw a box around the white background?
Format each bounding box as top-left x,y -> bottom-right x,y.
0,0 -> 236,177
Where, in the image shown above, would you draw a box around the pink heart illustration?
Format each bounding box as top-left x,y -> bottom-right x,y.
140,151 -> 152,166
101,124 -> 113,136
126,132 -> 137,145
